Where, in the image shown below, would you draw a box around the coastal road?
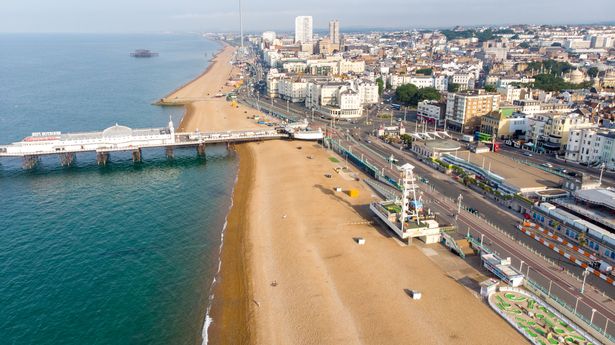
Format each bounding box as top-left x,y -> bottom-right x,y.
330,131 -> 615,329
499,145 -> 615,187
362,135 -> 615,296
244,93 -> 615,295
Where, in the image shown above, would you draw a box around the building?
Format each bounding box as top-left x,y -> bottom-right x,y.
262,31 -> 276,43
480,108 -> 528,139
329,20 -> 340,45
266,69 -> 285,98
417,100 -> 446,126
528,111 -> 596,153
305,80 -> 376,119
565,128 -> 615,169
513,100 -> 572,116
451,73 -> 475,91
278,78 -> 308,103
445,91 -> 501,134
295,16 -> 313,44
497,85 -> 525,103
388,74 -> 448,91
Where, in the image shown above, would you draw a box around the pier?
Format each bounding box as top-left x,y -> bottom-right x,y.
0,119 -> 296,168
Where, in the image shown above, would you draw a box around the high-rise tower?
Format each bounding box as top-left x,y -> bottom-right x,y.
329,19 -> 340,45
294,16 -> 313,44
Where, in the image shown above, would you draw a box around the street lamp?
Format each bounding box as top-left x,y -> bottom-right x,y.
581,267 -> 590,294
599,162 -> 606,186
457,194 -> 463,214
519,260 -> 524,272
590,308 -> 597,325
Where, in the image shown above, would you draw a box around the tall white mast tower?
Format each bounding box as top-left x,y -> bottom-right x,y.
239,0 -> 244,54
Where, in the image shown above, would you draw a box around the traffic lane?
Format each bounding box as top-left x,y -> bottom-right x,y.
426,196 -> 615,317
360,137 -> 615,295
499,146 -> 615,186
364,137 -> 507,220
427,191 -> 615,300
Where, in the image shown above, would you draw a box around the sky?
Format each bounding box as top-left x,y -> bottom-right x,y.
1,0 -> 614,33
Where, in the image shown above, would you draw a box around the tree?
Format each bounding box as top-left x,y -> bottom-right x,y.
484,84 -> 497,92
448,83 -> 460,93
395,84 -> 440,106
400,134 -> 414,148
532,73 -> 593,92
376,77 -> 385,95
415,68 -> 433,75
587,67 -> 599,79
395,83 -> 419,104
518,42 -> 530,49
417,87 -> 440,102
526,60 -> 573,76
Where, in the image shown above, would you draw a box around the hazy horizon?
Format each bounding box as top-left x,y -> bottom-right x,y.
1,0 -> 614,34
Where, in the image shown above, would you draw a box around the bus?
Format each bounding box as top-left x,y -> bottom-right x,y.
486,142 -> 501,152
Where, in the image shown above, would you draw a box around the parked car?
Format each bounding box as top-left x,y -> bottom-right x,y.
541,163 -> 553,168
523,152 -> 533,157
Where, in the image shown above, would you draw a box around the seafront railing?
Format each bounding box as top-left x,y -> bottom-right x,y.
464,226 -> 615,342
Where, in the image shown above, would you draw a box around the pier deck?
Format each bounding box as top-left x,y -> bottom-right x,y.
0,121 -> 291,167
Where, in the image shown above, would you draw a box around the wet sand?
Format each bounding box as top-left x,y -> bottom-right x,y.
159,43 -> 263,345
168,42 -> 528,345
207,144 -> 254,344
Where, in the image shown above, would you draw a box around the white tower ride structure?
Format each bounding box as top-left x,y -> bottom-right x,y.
399,163 -> 419,233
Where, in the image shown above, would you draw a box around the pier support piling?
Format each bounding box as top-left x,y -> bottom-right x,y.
96,152 -> 109,166
165,147 -> 174,159
132,148 -> 142,163
196,143 -> 206,158
22,155 -> 40,169
59,152 -> 75,167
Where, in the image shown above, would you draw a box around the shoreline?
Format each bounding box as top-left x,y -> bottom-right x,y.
165,38 -> 525,345
206,144 -> 254,344
155,40 -> 229,107
156,40 -> 258,345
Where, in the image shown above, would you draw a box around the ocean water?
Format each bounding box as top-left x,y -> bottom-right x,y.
0,34 -> 237,345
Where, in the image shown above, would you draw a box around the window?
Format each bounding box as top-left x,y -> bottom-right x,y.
588,240 -> 600,251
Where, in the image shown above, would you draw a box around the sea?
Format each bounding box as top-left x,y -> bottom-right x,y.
0,34 -> 237,345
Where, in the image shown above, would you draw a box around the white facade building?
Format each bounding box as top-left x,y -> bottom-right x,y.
451,73 -> 475,91
417,101 -> 445,126
497,85 -> 524,102
262,31 -> 277,43
304,80 -> 375,119
528,111 -> 596,152
278,78 -> 308,103
388,74 -> 448,91
295,16 -> 313,44
565,128 -> 615,169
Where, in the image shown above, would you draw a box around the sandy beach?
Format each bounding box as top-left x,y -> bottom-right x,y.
168,43 -> 527,345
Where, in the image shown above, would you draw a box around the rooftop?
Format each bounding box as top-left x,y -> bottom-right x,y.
446,151 -> 562,193
574,188 -> 615,211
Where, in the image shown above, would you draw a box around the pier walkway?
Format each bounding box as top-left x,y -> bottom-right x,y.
0,120 -> 288,168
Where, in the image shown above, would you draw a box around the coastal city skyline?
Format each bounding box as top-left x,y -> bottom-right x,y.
0,0 -> 614,33
2,2 -> 615,345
